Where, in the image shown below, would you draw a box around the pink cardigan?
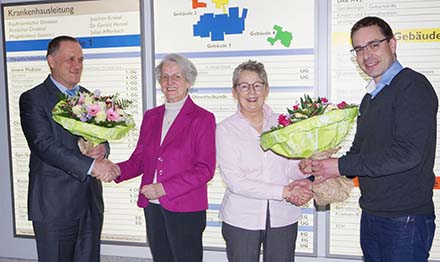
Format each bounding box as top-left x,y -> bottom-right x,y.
115,97 -> 216,212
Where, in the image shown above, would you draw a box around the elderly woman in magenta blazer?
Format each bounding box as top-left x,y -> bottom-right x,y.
114,53 -> 216,262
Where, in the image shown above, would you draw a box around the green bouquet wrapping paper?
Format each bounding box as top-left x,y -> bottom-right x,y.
260,107 -> 359,159
52,113 -> 135,146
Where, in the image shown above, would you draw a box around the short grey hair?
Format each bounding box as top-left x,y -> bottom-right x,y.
155,53 -> 198,86
232,60 -> 269,88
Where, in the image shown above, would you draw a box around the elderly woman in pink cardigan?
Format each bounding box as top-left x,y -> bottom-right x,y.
114,53 -> 216,262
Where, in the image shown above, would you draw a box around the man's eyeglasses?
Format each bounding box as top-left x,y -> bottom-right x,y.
350,37 -> 390,57
236,81 -> 265,93
159,73 -> 184,83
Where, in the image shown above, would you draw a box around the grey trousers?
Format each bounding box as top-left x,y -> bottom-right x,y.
222,210 -> 298,262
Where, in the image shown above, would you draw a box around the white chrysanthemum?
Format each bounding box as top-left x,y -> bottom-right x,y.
83,93 -> 95,106
98,101 -> 107,111
94,111 -> 107,123
72,105 -> 84,118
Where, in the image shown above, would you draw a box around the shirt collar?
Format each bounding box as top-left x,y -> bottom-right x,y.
366,60 -> 403,99
50,75 -> 80,95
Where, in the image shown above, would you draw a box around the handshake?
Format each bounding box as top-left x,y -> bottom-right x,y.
83,143 -> 120,182
82,141 -> 166,198
91,158 -> 120,182
282,179 -> 313,206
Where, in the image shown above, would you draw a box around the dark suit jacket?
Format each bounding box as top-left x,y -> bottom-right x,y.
19,75 -> 105,222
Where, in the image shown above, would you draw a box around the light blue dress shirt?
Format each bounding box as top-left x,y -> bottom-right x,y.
367,60 -> 403,99
50,75 -> 80,96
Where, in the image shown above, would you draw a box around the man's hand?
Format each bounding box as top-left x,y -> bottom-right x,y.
311,158 -> 340,184
91,159 -> 120,182
84,144 -> 106,160
140,183 -> 166,200
299,159 -> 313,174
283,179 -> 313,206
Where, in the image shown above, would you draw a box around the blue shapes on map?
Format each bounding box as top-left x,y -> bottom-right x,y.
193,7 -> 248,41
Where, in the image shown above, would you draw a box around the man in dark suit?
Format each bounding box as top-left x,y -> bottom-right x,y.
19,35 -> 119,262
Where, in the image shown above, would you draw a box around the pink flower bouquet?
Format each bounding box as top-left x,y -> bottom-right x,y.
52,90 -> 135,146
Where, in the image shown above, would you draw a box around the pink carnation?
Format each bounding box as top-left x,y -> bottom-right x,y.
321,97 -> 328,103
293,104 -> 299,111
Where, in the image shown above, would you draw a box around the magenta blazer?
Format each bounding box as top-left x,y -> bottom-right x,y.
115,97 -> 216,212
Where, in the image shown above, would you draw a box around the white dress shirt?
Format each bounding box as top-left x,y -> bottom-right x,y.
217,104 -> 306,230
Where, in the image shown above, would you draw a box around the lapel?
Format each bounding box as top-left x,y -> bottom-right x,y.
43,76 -> 65,109
159,97 -> 196,153
150,105 -> 165,153
44,76 -> 89,110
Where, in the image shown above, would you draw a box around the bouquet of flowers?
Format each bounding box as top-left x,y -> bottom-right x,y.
261,95 -> 358,158
260,94 -> 359,205
52,90 -> 135,148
